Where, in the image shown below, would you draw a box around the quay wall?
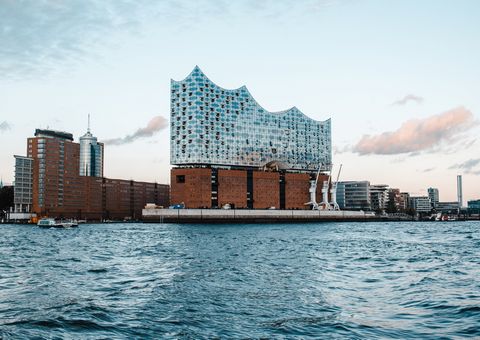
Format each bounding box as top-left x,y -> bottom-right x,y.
142,209 -> 383,223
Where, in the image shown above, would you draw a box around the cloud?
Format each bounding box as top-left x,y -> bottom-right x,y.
333,145 -> 351,154
423,168 -> 435,173
0,1 -> 345,79
103,116 -> 168,145
0,1 -> 147,79
0,121 -> 11,132
449,158 -> 480,174
353,106 -> 476,155
391,94 -> 424,106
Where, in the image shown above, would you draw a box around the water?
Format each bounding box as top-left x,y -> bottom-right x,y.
1,222 -> 479,339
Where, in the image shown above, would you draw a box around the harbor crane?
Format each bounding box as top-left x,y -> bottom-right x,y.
306,164 -> 343,211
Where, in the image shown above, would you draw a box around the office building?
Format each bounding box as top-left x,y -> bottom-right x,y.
13,155 -> 33,213
409,196 -> 431,213
370,184 -> 389,212
170,67 -> 332,209
14,129 -> 169,220
336,181 -> 371,210
427,187 -> 439,208
79,117 -> 104,177
467,199 -> 480,214
436,202 -> 460,213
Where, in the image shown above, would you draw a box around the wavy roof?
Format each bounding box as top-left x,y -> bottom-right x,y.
173,66 -> 330,124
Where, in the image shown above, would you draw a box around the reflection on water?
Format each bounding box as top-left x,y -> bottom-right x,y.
1,222 -> 479,338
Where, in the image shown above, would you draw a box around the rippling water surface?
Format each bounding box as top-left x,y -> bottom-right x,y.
1,222 -> 479,338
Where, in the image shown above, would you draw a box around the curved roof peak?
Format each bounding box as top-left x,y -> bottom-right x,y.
174,66 -> 329,123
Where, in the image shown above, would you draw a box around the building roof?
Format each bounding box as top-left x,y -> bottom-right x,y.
34,129 -> 73,141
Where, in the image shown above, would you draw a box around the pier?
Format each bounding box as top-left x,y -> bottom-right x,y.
142,208 -> 385,223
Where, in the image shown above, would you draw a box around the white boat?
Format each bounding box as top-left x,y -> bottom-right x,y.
37,218 -> 78,228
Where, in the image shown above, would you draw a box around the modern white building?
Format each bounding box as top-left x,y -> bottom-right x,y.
409,196 -> 432,213
79,118 -> 103,177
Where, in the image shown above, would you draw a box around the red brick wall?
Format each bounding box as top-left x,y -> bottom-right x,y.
285,173 -> 310,209
27,136 -> 169,220
218,169 -> 247,208
171,168 -> 211,208
253,171 -> 279,209
169,167 -> 330,210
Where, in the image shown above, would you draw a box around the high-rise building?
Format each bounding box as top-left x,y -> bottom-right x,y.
13,155 -> 33,213
427,187 -> 439,208
14,129 -> 169,220
457,175 -> 463,208
170,67 -> 332,209
336,181 -> 371,210
30,129 -> 77,211
79,116 -> 104,177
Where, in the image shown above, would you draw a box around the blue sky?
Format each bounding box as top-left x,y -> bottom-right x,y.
1,0 -> 479,202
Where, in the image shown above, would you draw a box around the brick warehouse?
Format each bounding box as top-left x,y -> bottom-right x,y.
171,168 -> 329,209
168,67 -> 332,209
14,129 -> 169,221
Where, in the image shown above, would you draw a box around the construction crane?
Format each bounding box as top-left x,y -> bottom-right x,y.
306,163 -> 333,211
329,164 -> 343,210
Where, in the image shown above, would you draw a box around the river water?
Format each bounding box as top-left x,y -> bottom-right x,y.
1,222 -> 479,338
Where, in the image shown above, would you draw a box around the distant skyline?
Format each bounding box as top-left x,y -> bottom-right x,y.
1,0 -> 479,201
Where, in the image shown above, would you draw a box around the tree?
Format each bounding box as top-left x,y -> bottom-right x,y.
386,198 -> 397,214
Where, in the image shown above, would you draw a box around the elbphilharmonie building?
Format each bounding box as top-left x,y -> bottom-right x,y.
170,66 -> 331,171
170,66 -> 332,209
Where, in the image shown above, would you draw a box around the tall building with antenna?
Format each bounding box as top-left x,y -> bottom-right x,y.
79,115 -> 104,177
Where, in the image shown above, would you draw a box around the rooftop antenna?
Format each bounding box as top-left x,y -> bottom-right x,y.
87,114 -> 91,133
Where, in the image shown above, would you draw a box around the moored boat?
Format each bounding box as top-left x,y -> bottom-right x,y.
37,218 -> 78,228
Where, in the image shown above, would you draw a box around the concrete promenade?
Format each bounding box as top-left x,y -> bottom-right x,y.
142,208 -> 384,223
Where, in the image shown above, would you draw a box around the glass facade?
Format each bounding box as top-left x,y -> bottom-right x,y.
337,181 -> 371,210
170,66 -> 331,171
79,131 -> 103,177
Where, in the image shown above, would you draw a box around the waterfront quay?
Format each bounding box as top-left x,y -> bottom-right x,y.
142,208 -> 394,223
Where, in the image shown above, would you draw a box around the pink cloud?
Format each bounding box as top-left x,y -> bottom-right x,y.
353,107 -> 476,155
103,116 -> 168,145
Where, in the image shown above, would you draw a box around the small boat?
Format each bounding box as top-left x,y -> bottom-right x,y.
37,218 -> 78,228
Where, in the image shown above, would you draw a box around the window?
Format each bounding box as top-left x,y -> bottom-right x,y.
176,175 -> 185,183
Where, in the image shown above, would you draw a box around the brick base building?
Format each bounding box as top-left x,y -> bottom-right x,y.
14,129 -> 169,221
171,167 -> 328,209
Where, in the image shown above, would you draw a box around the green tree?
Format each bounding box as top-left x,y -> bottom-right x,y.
386,199 -> 397,213
0,186 -> 14,212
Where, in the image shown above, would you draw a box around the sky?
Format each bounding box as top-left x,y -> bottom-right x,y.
0,0 -> 479,202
